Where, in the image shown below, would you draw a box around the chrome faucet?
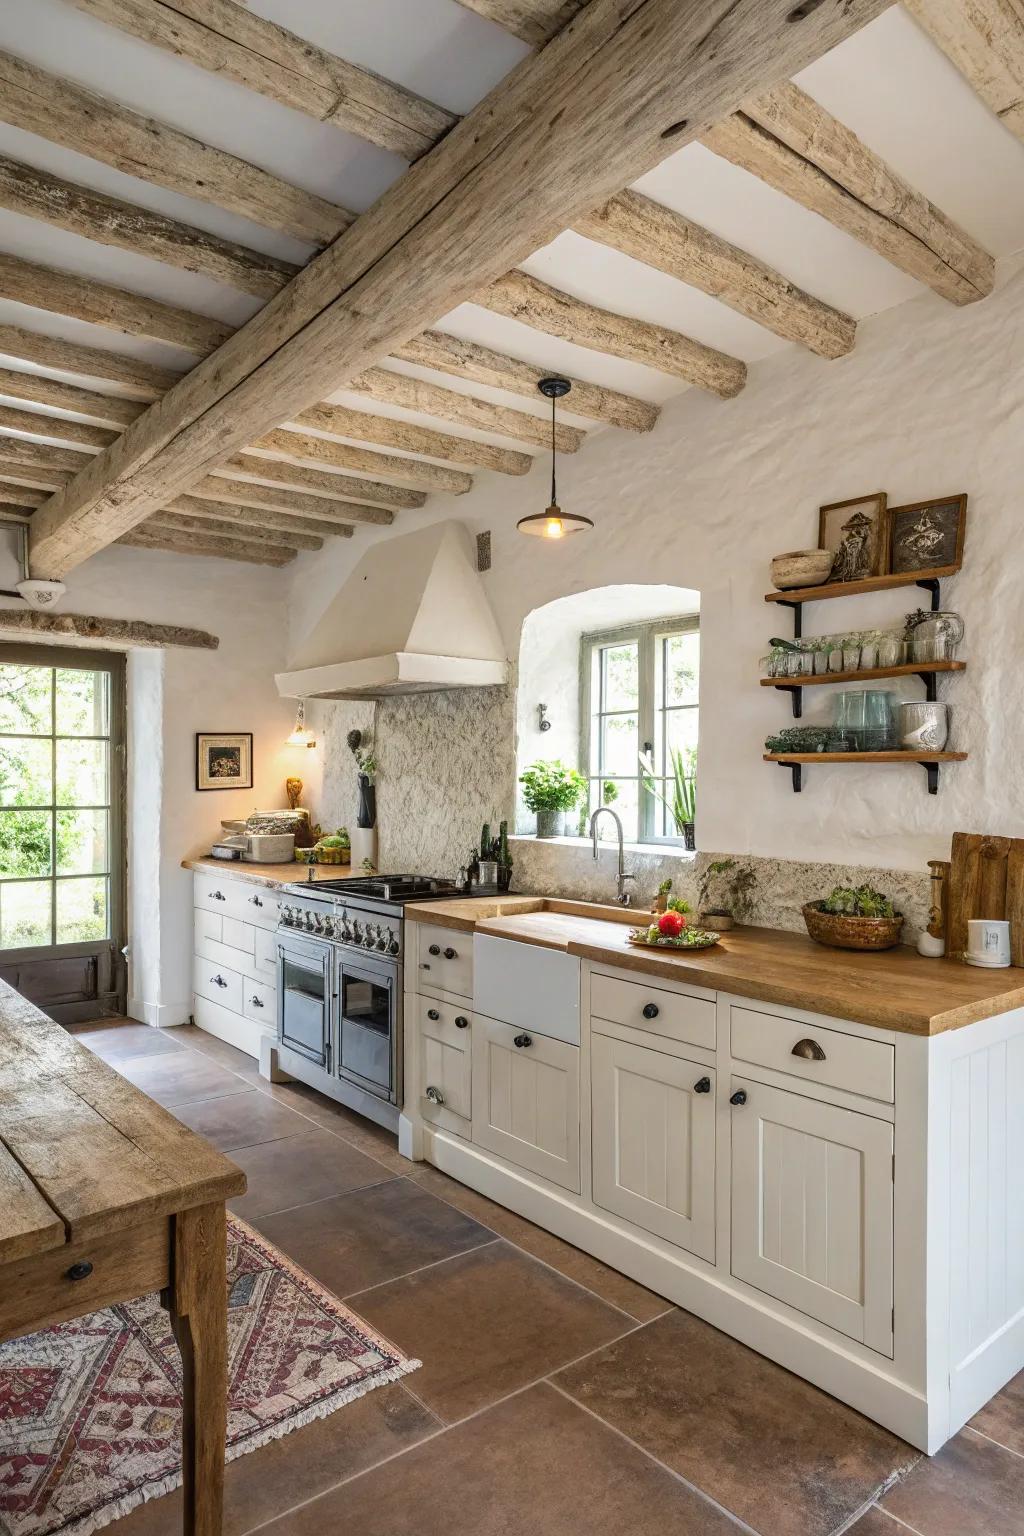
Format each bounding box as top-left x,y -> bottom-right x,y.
589,807 -> 636,906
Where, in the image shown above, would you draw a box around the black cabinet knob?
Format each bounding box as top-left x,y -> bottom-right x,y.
428,944 -> 441,956
729,1089 -> 748,1107
513,1033 -> 532,1049
642,1002 -> 660,1019
693,1077 -> 712,1094
66,1261 -> 94,1282
455,1015 -> 470,1029
444,947 -> 457,960
427,1008 -> 440,1021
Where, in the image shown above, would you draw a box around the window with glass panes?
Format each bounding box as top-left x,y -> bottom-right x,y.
0,652 -> 122,952
580,617 -> 699,844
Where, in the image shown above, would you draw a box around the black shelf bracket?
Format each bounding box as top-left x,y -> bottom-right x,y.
922,761 -> 940,795
775,598 -> 803,638
777,683 -> 803,718
778,761 -> 803,793
916,577 -> 941,611
915,670 -> 939,702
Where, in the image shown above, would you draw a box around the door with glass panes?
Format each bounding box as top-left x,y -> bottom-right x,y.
0,646 -> 126,1021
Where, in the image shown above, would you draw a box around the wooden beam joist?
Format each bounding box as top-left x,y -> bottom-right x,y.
68,0 -> 458,161
0,457 -> 72,492
903,0 -> 1024,142
0,157 -> 298,301
117,525 -> 297,565
0,323 -> 179,399
0,49 -> 349,247
171,493 -> 354,538
0,405 -> 115,451
453,0 -> 587,47
216,453 -> 424,510
0,438 -> 91,475
0,254 -> 233,354
705,84 -> 994,306
30,0 -> 892,575
0,367 -> 145,428
575,188 -> 856,359
146,508 -> 323,551
288,401 -> 533,475
190,473 -> 393,525
0,609 -> 219,648
249,432 -> 473,495
478,268 -> 746,395
0,482 -> 46,508
349,365 -> 584,452
392,329 -> 659,432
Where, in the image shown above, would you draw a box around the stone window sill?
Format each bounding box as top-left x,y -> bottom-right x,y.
509,834 -> 696,862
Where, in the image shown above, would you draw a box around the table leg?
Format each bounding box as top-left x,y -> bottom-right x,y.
169,1202 -> 228,1536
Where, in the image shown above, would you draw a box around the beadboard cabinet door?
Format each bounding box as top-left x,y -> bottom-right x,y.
472,1016 -> 580,1192
730,1078 -> 894,1356
592,1032 -> 716,1261
418,996 -> 473,1136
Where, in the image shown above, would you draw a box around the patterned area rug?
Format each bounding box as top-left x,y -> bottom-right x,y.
0,1216 -> 419,1536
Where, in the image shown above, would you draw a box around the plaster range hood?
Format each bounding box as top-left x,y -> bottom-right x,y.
276,521 -> 509,700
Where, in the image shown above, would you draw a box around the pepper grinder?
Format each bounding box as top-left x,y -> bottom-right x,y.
918,859 -> 948,957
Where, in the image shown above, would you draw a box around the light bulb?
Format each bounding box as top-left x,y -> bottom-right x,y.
544,516 -> 564,539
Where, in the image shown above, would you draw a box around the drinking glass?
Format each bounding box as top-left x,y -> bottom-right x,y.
862,691 -> 897,750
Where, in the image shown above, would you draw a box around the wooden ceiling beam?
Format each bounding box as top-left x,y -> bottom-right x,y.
188,477 -> 391,525
214,454 -> 422,511
0,458 -> 72,491
349,365 -> 584,451
0,253 -> 232,354
477,269 -> 747,395
67,0 -> 457,161
0,158 -> 298,301
452,0 -> 587,47
287,401 -> 532,475
575,188 -> 856,358
117,523 -> 296,564
0,438 -> 91,475
392,329 -> 658,431
147,508 -> 323,551
0,49 -> 349,246
0,609 -> 219,647
30,0 -> 891,575
0,482 -> 47,508
705,84 -> 994,306
170,494 -> 354,538
0,367 -> 145,428
0,405 -> 116,451
903,0 -> 1024,142
249,432 -> 473,495
0,323 -> 179,399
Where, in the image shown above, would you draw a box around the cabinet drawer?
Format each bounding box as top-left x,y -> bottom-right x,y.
194,873 -> 234,915
417,923 -> 473,999
243,976 -> 276,1026
195,907 -> 222,945
0,1218 -> 170,1342
221,915 -> 256,956
472,1015 -> 580,1192
730,1005 -> 894,1104
235,884 -> 280,930
418,995 -> 473,1135
253,926 -> 277,983
192,954 -> 243,1014
591,971 -> 716,1052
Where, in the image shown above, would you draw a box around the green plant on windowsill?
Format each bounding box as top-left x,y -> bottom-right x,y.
639,745 -> 696,848
519,759 -> 586,838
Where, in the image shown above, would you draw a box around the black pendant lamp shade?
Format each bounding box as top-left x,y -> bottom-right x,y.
517,377 -> 594,540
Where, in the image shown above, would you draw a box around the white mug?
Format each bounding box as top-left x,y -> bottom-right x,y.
966,919 -> 1011,968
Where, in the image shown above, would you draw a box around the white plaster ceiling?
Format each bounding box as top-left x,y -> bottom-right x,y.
0,2 -> 1022,459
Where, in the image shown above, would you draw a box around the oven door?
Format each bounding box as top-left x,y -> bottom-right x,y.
277,931 -> 333,1071
335,950 -> 398,1103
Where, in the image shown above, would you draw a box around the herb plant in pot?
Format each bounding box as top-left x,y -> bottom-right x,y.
519,759 -> 585,838
640,746 -> 696,849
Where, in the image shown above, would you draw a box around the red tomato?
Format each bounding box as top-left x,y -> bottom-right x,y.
658,909 -> 685,938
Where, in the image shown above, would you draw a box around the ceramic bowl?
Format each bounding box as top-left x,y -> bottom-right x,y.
770,550 -> 835,590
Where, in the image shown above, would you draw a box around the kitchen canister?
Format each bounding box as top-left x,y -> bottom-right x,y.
966,919 -> 1011,968
897,701 -> 949,751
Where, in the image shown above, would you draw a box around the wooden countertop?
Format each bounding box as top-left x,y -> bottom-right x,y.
184,855 -> 365,889
413,901 -> 1024,1036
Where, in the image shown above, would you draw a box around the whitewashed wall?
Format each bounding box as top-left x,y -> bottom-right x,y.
293,253 -> 1024,888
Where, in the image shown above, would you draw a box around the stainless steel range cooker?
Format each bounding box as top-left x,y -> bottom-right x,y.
275,873 -> 460,1131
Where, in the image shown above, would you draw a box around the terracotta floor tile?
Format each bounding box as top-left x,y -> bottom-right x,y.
259,1078 -> 409,1172
554,1309 -> 917,1536
228,1128 -> 394,1221
881,1427 -> 1024,1535
351,1241 -> 634,1424
970,1369 -> 1024,1456
256,1178 -> 496,1296
114,1050 -> 251,1107
109,1385 -> 437,1536
258,1383 -> 740,1536
410,1162 -> 670,1322
842,1510 -> 901,1535
73,1021 -> 184,1059
173,1089 -> 311,1152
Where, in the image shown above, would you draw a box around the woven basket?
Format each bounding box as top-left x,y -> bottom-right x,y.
802,901 -> 904,951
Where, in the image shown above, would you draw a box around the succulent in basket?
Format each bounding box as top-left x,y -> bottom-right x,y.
803,884 -> 903,951
822,884 -> 896,918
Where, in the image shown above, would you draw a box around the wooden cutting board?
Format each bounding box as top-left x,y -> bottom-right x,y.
947,832 -> 1024,964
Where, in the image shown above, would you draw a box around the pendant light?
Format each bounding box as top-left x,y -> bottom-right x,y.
517,377 -> 594,540
285,699 -> 317,749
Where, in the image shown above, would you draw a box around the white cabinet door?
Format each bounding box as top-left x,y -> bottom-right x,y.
730,1078 -> 894,1356
418,996 -> 473,1135
472,1016 -> 580,1192
591,1032 -> 716,1262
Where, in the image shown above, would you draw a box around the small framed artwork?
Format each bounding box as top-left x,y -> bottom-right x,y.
196,732 -> 253,791
818,492 -> 888,583
888,494 -> 967,575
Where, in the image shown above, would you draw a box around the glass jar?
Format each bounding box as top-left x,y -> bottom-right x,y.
876,635 -> 904,668
859,641 -> 878,670
842,643 -> 861,671
861,690 -> 897,750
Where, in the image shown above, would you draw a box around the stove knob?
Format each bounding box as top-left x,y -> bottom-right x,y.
312,912 -> 324,932
388,938 -> 400,956
363,931 -> 376,949
351,920 -> 362,942
304,911 -> 315,931
376,933 -> 388,951
340,918 -> 353,942
321,915 -> 335,938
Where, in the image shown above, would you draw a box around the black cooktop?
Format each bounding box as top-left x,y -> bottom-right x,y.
287,874 -> 461,904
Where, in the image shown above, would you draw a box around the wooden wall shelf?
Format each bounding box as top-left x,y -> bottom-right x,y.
764,564 -> 961,609
762,659 -> 966,716
764,750 -> 968,795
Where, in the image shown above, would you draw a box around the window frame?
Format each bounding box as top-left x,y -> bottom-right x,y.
579,614 -> 699,847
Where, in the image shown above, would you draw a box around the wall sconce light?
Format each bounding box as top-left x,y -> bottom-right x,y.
285,699 -> 317,749
538,703 -> 551,732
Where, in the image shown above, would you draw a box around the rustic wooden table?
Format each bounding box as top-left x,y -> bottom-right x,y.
0,982 -> 247,1536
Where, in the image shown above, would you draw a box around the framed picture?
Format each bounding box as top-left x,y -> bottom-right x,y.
196,732 -> 253,791
817,492 -> 888,584
888,493 -> 967,575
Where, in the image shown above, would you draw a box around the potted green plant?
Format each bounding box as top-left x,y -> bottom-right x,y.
519,759 -> 585,838
639,746 -> 696,849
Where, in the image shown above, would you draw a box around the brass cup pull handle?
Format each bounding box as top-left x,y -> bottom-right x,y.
792,1038 -> 826,1061
513,1033 -> 532,1049
425,1085 -> 445,1106
67,1261 -> 94,1282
